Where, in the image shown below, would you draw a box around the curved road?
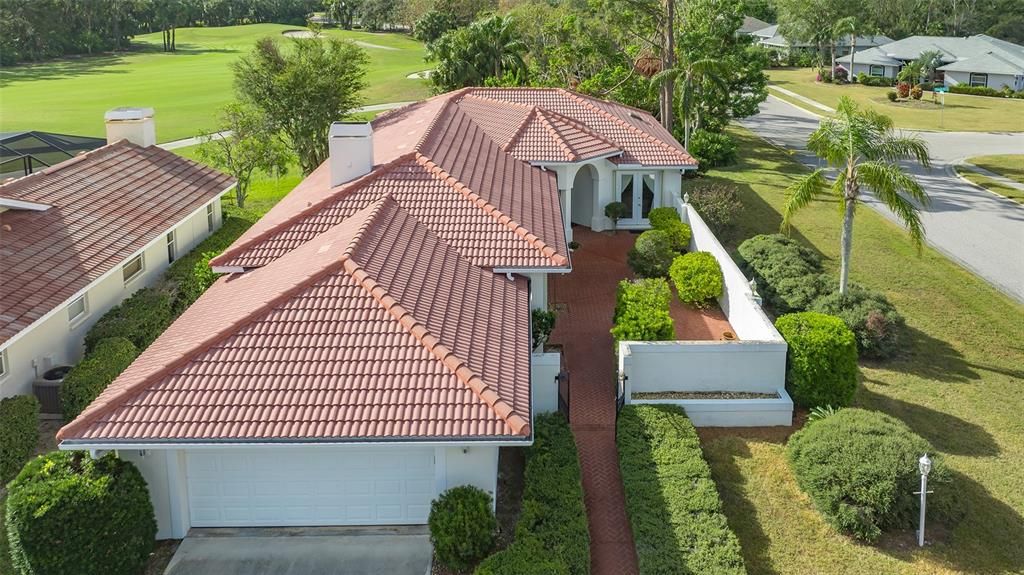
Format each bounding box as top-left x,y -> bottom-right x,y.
740,96 -> 1024,303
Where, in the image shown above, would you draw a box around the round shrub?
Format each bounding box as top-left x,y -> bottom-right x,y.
910,84 -> 923,100
775,312 -> 858,408
669,252 -> 723,307
689,130 -> 737,170
474,539 -> 570,575
627,230 -> 676,277
660,219 -> 692,252
811,286 -> 905,359
886,90 -> 898,102
647,206 -> 680,230
611,278 -> 675,343
896,81 -> 911,98
0,395 -> 39,484
60,337 -> 139,420
687,182 -> 741,236
787,408 -> 956,542
5,451 -> 157,575
737,234 -> 829,313
429,485 -> 497,571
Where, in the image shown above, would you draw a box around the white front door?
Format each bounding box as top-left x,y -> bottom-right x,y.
186,447 -> 436,526
616,172 -> 660,224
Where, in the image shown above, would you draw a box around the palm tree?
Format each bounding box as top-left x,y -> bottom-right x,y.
782,97 -> 931,293
652,56 -> 727,149
833,17 -> 858,79
473,15 -> 528,81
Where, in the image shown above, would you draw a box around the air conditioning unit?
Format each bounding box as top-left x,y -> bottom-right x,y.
33,365 -> 72,417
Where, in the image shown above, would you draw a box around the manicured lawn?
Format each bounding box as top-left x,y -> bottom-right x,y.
967,155 -> 1024,184
684,127 -> 1024,574
768,68 -> 1024,132
954,165 -> 1024,204
0,24 -> 429,142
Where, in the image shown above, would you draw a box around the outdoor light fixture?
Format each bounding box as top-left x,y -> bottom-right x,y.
915,453 -> 934,547
749,278 -> 763,306
683,192 -> 690,205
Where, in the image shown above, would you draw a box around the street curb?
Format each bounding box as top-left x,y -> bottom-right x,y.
949,161 -> 1024,208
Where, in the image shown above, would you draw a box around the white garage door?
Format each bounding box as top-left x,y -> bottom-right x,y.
186,447 -> 436,526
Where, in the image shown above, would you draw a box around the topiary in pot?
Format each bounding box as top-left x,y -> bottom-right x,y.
669,252 -> 723,307
604,201 -> 628,227
775,312 -> 858,408
787,408 -> 958,542
811,285 -> 905,359
5,451 -> 157,575
429,485 -> 497,572
627,230 -> 676,278
647,206 -> 680,230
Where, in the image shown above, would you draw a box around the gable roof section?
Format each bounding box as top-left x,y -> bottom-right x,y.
845,34 -> 1024,74
58,197 -> 532,443
0,141 -> 234,344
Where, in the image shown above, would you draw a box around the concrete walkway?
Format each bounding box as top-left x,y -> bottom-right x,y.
164,527 -> 431,575
741,95 -> 1024,303
768,85 -> 835,113
549,228 -> 639,575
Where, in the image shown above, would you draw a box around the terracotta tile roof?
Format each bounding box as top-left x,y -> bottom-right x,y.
0,141 -> 235,343
58,198 -> 532,443
504,107 -> 623,163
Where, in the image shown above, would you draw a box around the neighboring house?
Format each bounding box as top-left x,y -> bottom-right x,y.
0,130 -> 106,180
837,34 -> 1024,90
56,88 -> 697,539
748,23 -> 893,57
739,15 -> 771,36
0,108 -> 235,405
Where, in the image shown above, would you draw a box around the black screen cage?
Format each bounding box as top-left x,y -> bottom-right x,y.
0,131 -> 106,181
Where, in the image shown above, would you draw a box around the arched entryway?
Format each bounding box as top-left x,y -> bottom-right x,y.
570,164 -> 597,229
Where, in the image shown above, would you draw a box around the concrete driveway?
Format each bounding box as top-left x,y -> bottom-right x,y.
163,527 -> 432,575
739,96 -> 1024,303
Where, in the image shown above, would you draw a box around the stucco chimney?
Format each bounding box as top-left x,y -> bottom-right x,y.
329,122 -> 373,187
104,107 -> 156,147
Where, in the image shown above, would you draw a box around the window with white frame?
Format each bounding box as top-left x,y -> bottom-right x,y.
122,253 -> 145,285
615,172 -> 660,221
870,65 -> 885,77
67,294 -> 87,324
0,349 -> 7,379
166,230 -> 176,263
969,73 -> 988,87
206,203 -> 215,232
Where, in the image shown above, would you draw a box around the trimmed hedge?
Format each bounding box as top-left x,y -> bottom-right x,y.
60,337 -> 139,420
647,206 -> 680,230
669,252 -> 723,307
810,286 -> 905,359
617,405 -> 746,575
775,312 -> 858,408
0,395 -> 39,484
429,485 -> 497,571
737,234 -> 829,313
5,450 -> 157,575
82,287 -> 174,354
948,83 -> 1010,98
611,278 -> 674,344
627,230 -> 676,278
788,408 -> 957,542
856,75 -> 894,87
476,414 -> 589,575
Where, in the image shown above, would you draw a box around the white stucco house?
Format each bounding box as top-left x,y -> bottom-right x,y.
0,109 -> 235,408
748,23 -> 893,58
837,34 -> 1024,90
56,88 -> 699,539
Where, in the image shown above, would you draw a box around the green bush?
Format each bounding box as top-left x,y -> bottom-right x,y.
689,130 -> 737,170
503,414 -> 589,575
627,230 -> 676,278
737,234 -> 830,313
60,337 -> 139,420
647,206 -> 680,230
617,405 -> 745,574
0,396 -> 39,484
83,287 -> 174,353
886,90 -> 898,102
166,213 -> 254,312
611,278 -> 674,344
775,312 -> 858,408
604,201 -> 628,225
811,286 -> 905,359
788,408 -> 957,542
686,182 -> 742,237
5,451 -> 157,575
429,485 -> 497,571
660,219 -> 692,252
475,538 -> 570,575
669,252 -> 723,307
949,83 -> 1004,97
857,75 -> 895,87
532,308 -> 557,350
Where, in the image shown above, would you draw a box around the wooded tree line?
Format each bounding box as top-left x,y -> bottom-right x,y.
0,0 -> 322,65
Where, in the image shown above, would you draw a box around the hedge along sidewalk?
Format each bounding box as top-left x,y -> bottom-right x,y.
617,405 -> 745,575
475,414 -> 590,575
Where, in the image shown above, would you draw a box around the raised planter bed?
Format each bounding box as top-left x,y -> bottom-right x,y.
631,387 -> 794,427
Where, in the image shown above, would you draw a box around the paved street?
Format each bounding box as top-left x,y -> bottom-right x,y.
740,96 -> 1024,303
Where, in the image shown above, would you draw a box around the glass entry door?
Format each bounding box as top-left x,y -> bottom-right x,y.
617,172 -> 659,224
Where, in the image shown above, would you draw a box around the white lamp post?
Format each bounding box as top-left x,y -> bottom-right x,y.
915,453 -> 933,547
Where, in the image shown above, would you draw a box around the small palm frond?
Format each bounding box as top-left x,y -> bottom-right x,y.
874,133 -> 931,167
782,169 -> 830,232
859,161 -> 928,250
807,119 -> 848,166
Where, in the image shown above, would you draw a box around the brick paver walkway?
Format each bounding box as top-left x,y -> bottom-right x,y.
549,227 -> 640,575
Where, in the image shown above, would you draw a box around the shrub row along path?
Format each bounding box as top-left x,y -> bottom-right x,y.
549,227 -> 640,575
742,95 -> 1024,303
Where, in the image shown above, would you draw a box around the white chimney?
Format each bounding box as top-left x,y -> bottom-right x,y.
329,122 -> 373,187
104,107 -> 156,147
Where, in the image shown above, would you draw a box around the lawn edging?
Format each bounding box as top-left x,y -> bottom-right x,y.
475,413 -> 590,575
616,404 -> 746,575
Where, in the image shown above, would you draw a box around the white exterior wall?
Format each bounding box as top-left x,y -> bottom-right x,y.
850,62 -> 897,80
943,70 -> 1021,90
531,351 -> 560,414
527,273 -> 549,311
441,445 -> 500,506
0,199 -> 224,399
